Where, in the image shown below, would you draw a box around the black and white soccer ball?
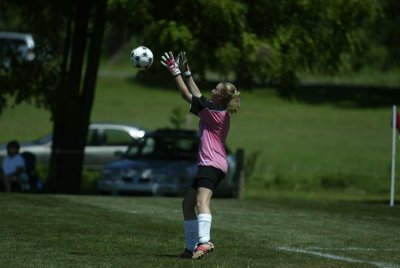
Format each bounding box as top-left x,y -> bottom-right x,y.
130,46 -> 153,69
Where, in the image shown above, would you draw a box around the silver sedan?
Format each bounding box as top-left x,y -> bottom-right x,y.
0,123 -> 146,170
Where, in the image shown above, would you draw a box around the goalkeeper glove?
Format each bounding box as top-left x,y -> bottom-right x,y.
161,52 -> 181,77
178,51 -> 192,78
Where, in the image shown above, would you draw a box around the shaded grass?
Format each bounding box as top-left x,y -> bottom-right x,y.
0,194 -> 399,267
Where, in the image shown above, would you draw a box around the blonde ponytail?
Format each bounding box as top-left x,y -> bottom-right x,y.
220,82 -> 240,114
227,91 -> 240,114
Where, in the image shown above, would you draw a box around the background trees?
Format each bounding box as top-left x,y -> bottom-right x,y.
1,0 -> 107,193
107,0 -> 383,91
0,0 -> 397,193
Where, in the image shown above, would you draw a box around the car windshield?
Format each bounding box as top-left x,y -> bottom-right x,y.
125,135 -> 198,160
0,39 -> 25,52
33,134 -> 53,144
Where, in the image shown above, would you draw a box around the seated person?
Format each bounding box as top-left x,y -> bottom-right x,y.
1,140 -> 30,192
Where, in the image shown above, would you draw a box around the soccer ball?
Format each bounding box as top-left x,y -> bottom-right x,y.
130,46 -> 153,69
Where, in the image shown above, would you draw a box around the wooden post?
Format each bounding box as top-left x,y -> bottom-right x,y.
235,148 -> 245,199
390,105 -> 397,207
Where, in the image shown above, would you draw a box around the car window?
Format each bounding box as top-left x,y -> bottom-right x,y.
125,135 -> 198,160
32,134 -> 53,145
87,129 -> 100,145
141,137 -> 155,155
103,129 -> 133,146
0,39 -> 25,52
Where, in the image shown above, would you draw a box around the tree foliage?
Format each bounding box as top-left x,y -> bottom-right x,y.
352,0 -> 400,71
107,0 -> 383,90
0,0 -> 69,114
1,0 -> 107,193
0,0 -> 395,192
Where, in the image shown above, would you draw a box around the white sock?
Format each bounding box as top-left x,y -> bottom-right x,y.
197,213 -> 212,244
184,220 -> 198,251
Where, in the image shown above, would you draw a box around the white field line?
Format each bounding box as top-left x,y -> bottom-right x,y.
278,247 -> 399,268
303,247 -> 400,252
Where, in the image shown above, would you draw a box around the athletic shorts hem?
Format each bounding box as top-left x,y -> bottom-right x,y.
191,166 -> 225,191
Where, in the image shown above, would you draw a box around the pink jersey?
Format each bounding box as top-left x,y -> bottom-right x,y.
190,95 -> 231,174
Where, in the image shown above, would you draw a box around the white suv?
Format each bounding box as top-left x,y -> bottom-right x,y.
0,32 -> 36,69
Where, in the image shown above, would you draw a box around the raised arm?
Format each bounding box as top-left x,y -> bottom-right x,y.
174,75 -> 192,103
186,76 -> 201,98
161,52 -> 192,104
178,52 -> 201,98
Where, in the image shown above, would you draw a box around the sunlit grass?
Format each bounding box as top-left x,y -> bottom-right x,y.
0,65 -> 398,197
0,194 -> 399,267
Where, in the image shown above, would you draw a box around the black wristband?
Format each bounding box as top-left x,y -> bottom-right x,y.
183,70 -> 192,78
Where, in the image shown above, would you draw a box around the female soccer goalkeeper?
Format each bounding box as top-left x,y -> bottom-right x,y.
161,51 -> 240,259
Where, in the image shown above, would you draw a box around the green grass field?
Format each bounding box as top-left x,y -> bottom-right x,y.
0,193 -> 399,267
0,65 -> 398,199
1,61 -> 400,266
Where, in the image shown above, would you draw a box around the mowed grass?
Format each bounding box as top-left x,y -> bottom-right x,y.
0,193 -> 399,267
0,68 -> 397,198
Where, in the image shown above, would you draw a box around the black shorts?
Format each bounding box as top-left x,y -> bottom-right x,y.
191,166 -> 225,191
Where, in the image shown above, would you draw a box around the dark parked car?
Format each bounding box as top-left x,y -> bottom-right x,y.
0,32 -> 36,69
97,129 -> 240,197
0,123 -> 146,170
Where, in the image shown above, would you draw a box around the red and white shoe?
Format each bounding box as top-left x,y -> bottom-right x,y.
192,242 -> 214,259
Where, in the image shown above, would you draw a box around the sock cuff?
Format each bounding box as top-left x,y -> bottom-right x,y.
197,213 -> 212,222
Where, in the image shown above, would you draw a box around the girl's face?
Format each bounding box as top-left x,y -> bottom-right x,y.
211,83 -> 223,103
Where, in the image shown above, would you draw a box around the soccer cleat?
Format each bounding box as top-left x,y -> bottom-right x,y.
192,242 -> 214,259
179,248 -> 193,258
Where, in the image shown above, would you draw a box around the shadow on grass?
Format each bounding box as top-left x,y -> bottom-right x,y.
156,254 -> 181,258
127,72 -> 400,108
362,199 -> 393,205
125,73 -> 240,93
289,83 -> 400,108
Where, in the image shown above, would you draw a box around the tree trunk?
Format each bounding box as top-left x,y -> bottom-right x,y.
46,0 -> 107,194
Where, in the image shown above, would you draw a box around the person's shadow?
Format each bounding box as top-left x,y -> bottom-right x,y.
156,253 -> 180,258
